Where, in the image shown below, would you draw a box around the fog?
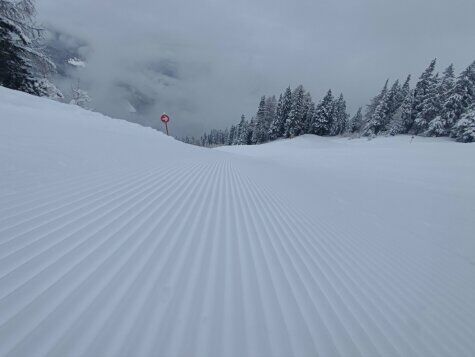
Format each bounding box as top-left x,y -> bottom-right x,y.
37,0 -> 475,137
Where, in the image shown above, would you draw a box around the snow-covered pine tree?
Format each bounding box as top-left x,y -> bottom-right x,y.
349,107 -> 363,133
386,80 -> 402,123
363,88 -> 389,136
312,89 -> 334,136
364,79 -> 388,127
269,93 -> 284,140
387,106 -> 406,135
220,129 -> 225,145
285,85 -> 306,137
248,117 -> 257,144
442,61 -> 475,131
264,95 -> 277,129
438,64 -> 455,104
398,88 -> 415,133
211,130 -> 217,146
386,75 -> 411,134
303,93 -> 315,134
0,0 -> 61,97
222,128 -> 229,145
412,59 -> 436,114
254,95 -> 276,143
227,125 -> 236,145
414,72 -> 441,134
246,118 -> 255,145
233,118 -> 241,145
280,86 -> 293,137
331,93 -> 348,135
208,129 -> 216,146
236,114 -> 248,145
251,96 -> 269,144
412,59 -> 438,133
451,104 -> 475,142
425,115 -> 445,137
400,74 -> 411,99
201,133 -> 208,147
425,64 -> 456,136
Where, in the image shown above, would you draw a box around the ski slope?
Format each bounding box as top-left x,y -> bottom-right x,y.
1,87 -> 475,357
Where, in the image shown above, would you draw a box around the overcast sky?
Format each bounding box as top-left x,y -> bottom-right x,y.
38,0 -> 475,136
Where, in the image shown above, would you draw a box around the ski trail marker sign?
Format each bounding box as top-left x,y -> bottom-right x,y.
161,113 -> 170,135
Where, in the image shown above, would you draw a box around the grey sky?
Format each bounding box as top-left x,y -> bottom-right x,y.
38,0 -> 475,136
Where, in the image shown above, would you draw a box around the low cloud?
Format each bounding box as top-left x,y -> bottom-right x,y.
38,0 -> 475,136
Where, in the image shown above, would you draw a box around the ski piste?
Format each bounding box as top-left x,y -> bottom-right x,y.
1,87 -> 475,357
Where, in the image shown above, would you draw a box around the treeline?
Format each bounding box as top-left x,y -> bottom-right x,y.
182,85 -> 349,147
183,58 -> 475,145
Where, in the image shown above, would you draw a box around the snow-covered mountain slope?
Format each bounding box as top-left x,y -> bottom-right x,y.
1,87 -> 475,357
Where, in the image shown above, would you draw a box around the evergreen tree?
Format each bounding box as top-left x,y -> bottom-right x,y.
400,75 -> 411,100
387,106 -> 406,135
442,61 -> 475,130
264,95 -> 277,128
386,80 -> 402,122
236,114 -> 249,145
425,115 -> 445,137
201,133 -> 208,146
438,64 -> 455,104
451,104 -> 475,142
233,118 -> 241,145
0,0 -> 61,97
386,75 -> 411,133
248,117 -> 257,144
303,94 -> 315,134
252,96 -> 268,144
413,59 -> 437,115
400,89 -> 414,133
412,59 -> 439,133
209,130 -> 216,146
414,72 -> 441,134
269,94 -> 284,140
280,86 -> 293,136
227,125 -> 236,145
256,95 -> 266,120
188,59 -> 475,147
222,128 -> 229,145
425,65 -> 455,136
363,89 -> 389,136
364,79 -> 389,126
331,93 -> 348,135
270,87 -> 292,139
312,89 -> 334,135
349,107 -> 363,133
285,85 -> 306,137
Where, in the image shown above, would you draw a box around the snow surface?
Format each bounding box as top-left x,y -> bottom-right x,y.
67,58 -> 86,68
1,86 -> 475,357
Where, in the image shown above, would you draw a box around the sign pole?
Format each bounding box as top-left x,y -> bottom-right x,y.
161,113 -> 171,136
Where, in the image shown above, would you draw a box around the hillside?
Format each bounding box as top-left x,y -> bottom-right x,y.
1,87 -> 475,357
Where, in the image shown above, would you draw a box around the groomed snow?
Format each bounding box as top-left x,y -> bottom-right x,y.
1,87 -> 475,357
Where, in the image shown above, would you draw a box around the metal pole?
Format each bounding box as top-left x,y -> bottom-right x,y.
165,122 -> 169,136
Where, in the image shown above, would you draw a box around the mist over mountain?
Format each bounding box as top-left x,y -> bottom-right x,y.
36,0 -> 475,137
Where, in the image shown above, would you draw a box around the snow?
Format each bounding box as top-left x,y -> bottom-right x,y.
67,58 -> 86,68
1,86 -> 475,357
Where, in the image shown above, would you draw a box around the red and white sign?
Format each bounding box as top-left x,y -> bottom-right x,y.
161,114 -> 170,123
